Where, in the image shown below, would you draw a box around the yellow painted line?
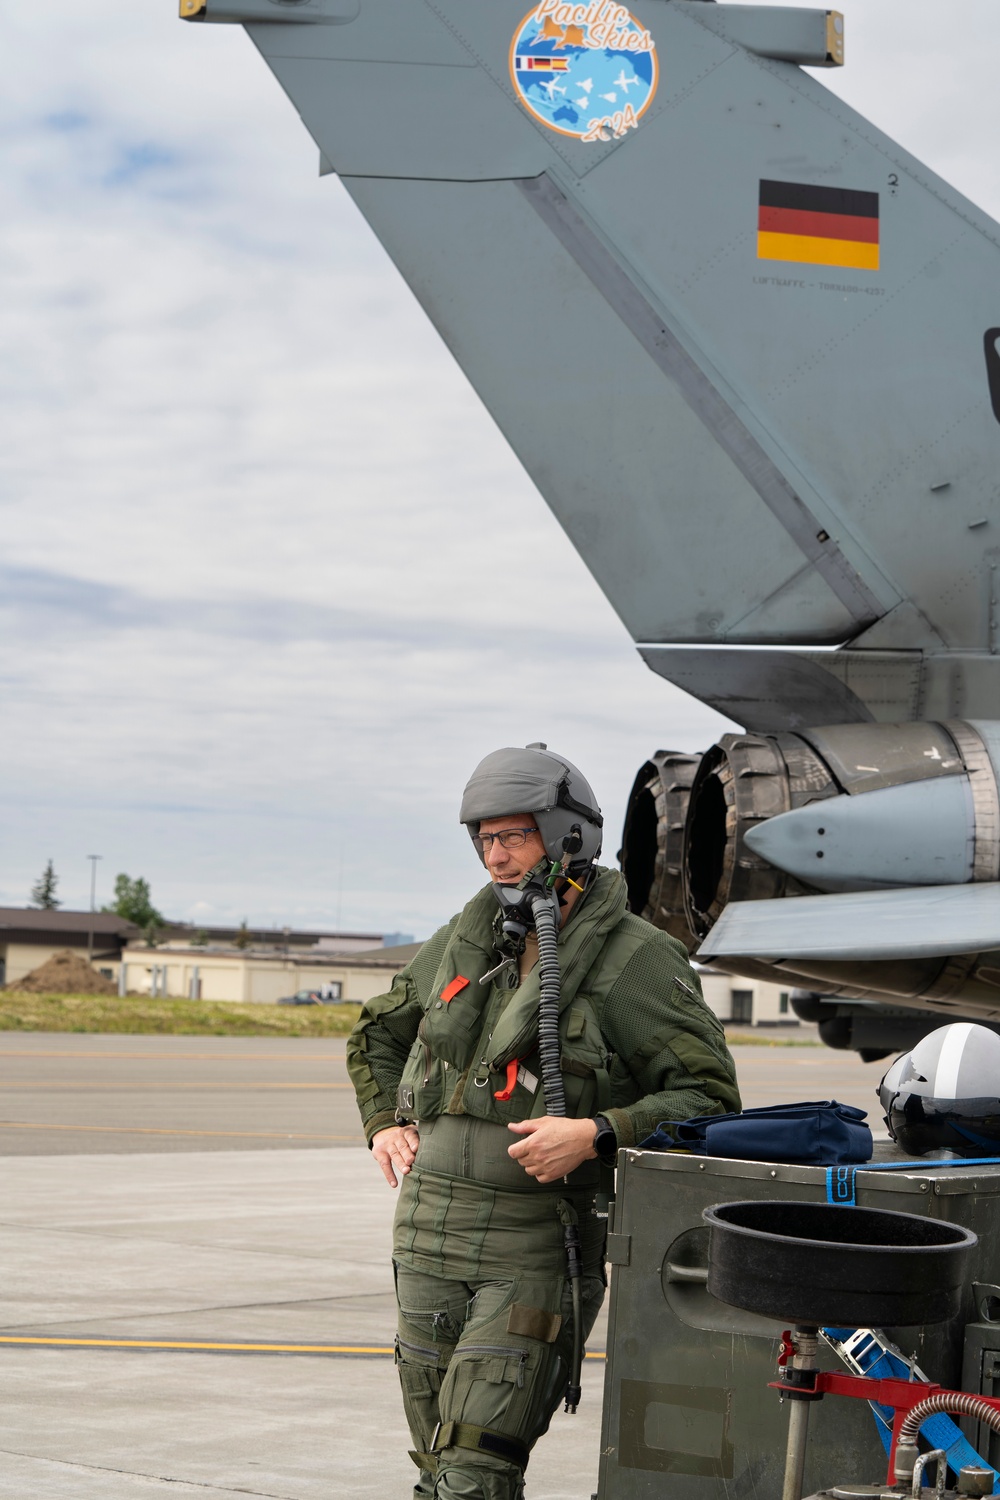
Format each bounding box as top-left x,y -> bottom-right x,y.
0,1336 -> 392,1354
0,1082 -> 352,1090
757,230 -> 879,270
0,1050 -> 346,1061
0,1120 -> 358,1141
0,1335 -> 606,1359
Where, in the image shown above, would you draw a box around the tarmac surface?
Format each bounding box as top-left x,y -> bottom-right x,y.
0,1030 -> 886,1498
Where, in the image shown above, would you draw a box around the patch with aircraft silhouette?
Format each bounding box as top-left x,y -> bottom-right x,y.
509,1 -> 657,143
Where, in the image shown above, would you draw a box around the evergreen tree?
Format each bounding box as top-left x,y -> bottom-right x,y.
104,873 -> 164,929
233,920 -> 251,950
29,859 -> 61,910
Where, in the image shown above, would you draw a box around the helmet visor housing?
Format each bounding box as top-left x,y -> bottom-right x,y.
878,1022 -> 1000,1157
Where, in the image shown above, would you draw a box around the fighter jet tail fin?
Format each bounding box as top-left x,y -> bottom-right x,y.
193,0 -> 1000,717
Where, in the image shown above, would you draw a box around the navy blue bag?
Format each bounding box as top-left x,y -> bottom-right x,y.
639,1100 -> 872,1166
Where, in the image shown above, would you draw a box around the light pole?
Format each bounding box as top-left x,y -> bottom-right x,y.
87,855 -> 102,963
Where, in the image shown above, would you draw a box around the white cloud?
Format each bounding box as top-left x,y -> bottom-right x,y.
0,1 -> 997,932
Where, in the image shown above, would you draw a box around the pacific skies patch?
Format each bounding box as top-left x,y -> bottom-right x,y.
509,1 -> 658,144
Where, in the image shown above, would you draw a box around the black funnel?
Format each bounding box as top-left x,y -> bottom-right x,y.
704,1200 -> 976,1328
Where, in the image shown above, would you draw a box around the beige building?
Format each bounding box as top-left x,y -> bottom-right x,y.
1,905 -> 797,1023
113,946 -> 797,1019
115,941 -> 420,1004
0,906 -> 413,1000
0,908 -> 138,987
697,965 -> 797,1027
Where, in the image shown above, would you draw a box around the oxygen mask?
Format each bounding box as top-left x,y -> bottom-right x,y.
492,825 -> 586,928
492,857 -> 555,945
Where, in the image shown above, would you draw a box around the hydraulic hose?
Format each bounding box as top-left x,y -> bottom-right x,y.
899,1394 -> 1000,1447
531,892 -> 566,1118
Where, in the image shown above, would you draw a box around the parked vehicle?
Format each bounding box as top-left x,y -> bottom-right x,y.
277,984 -> 344,1006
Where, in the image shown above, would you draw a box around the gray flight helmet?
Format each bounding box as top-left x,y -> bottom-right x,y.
460,743 -> 603,870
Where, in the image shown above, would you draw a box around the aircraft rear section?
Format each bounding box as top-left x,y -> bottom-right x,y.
598,1148 -> 1000,1500
620,720 -> 1000,1018
183,0 -> 1000,675
179,0 -> 1000,1057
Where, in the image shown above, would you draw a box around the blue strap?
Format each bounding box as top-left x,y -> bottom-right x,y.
823,1327 -> 999,1487
826,1166 -> 857,1205
860,1157 -> 1000,1170
824,1166 -> 1000,1492
827,1158 -> 1000,1202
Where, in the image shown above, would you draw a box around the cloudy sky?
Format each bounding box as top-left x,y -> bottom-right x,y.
1,1 -> 998,938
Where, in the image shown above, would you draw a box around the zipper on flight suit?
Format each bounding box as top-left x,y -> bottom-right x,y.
395,1334 -> 442,1364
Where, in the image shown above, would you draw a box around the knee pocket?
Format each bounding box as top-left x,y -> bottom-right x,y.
396,1351 -> 444,1393
443,1339 -> 556,1439
397,1348 -> 445,1453
395,1306 -> 448,1430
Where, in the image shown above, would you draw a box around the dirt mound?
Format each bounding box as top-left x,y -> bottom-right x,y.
7,949 -> 118,995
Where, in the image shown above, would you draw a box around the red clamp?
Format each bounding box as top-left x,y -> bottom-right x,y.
494,1059 -> 519,1101
777,1331 -> 795,1368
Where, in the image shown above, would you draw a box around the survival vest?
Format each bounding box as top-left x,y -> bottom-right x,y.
395,870 -> 645,1128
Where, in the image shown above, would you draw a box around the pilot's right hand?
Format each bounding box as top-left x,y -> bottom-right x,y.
371,1124 -> 420,1188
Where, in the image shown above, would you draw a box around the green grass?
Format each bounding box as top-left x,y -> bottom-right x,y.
0,991 -> 364,1037
0,992 -> 822,1044
725,1031 -> 822,1047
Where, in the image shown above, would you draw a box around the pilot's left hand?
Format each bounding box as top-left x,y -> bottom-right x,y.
506,1115 -> 598,1183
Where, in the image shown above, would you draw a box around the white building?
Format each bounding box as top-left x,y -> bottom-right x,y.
696,965 -> 796,1027
115,941 -> 420,1004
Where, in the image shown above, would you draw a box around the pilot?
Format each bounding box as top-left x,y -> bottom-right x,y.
347,744 -> 740,1500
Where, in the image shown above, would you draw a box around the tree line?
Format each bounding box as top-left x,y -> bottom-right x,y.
29,862 -> 163,929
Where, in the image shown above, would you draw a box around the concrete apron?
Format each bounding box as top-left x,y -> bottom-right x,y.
0,1147 -> 606,1499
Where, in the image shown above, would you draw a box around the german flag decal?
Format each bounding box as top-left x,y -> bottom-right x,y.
758,180 -> 879,271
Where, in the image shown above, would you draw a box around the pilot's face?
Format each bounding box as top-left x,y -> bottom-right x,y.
476,814 -> 548,885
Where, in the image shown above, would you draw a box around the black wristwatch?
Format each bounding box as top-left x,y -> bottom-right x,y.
593,1114 -> 618,1165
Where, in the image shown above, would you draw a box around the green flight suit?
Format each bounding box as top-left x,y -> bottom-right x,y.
347,868 -> 740,1500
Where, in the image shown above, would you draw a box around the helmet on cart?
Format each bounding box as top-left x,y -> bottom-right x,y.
878,1022 -> 1000,1157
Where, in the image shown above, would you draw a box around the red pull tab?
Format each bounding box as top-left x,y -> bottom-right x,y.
440,976 -> 469,1004
494,1059 -> 519,1101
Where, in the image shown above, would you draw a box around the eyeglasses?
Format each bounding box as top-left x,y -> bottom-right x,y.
473,828 -> 538,853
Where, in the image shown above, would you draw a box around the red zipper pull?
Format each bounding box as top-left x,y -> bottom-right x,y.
494,1059 -> 519,1101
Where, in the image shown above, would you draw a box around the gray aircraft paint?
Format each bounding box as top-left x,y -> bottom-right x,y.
698,881 -> 1000,963
184,0 -> 1000,728
184,2 -> 1000,1018
743,775 -> 977,891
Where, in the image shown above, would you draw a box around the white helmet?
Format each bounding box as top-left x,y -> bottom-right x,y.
879,1023 -> 1000,1156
